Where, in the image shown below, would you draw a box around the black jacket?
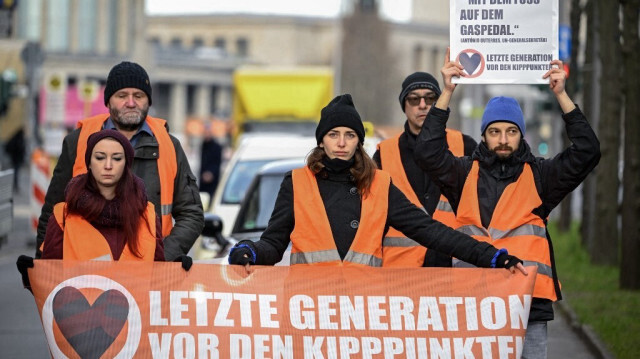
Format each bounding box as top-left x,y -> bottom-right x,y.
36,120 -> 204,261
250,160 -> 500,268
415,105 -> 601,321
373,121 -> 476,267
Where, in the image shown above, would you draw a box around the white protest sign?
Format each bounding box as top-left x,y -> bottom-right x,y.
450,0 -> 559,84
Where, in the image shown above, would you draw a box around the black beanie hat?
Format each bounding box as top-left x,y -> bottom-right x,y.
85,129 -> 135,169
315,94 -> 365,144
104,61 -> 152,106
398,72 -> 441,112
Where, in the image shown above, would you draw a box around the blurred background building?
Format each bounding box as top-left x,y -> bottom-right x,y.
1,0 -> 564,169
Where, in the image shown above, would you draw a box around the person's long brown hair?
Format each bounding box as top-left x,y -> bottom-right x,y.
64,163 -> 150,258
306,143 -> 377,197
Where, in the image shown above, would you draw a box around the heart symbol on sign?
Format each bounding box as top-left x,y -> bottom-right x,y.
459,52 -> 483,75
52,287 -> 129,359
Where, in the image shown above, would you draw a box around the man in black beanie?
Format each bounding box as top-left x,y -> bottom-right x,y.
373,71 -> 477,268
34,61 -> 203,264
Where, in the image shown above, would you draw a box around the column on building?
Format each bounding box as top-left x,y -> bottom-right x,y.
169,83 -> 187,138
214,86 -> 232,117
194,84 -> 212,120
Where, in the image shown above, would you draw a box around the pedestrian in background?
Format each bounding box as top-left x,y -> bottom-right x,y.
4,127 -> 26,192
228,94 -> 527,277
373,72 -> 477,268
34,61 -> 203,262
415,50 -> 600,359
199,127 -> 223,211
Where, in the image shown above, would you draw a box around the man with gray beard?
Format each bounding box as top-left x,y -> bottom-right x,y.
35,62 -> 203,263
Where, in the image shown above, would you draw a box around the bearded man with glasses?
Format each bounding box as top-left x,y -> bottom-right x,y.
373,71 -> 477,268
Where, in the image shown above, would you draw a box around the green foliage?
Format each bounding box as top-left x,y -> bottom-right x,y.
550,222 -> 640,358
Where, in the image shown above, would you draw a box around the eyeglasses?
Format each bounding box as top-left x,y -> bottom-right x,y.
405,94 -> 438,107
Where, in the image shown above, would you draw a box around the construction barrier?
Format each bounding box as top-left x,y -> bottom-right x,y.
30,148 -> 51,235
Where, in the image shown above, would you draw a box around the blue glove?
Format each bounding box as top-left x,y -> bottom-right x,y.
492,248 -> 523,269
228,241 -> 257,265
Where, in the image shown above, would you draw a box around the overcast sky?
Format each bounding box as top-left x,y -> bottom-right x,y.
146,0 -> 412,22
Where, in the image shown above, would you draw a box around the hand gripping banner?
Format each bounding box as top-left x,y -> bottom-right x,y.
27,261 -> 536,358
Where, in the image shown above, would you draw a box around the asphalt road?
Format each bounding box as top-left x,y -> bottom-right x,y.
0,166 -> 601,358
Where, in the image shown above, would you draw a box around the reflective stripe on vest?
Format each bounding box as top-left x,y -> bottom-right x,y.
289,167 -> 389,267
378,130 -> 463,267
73,114 -> 177,236
455,161 -> 557,301
52,202 -> 157,261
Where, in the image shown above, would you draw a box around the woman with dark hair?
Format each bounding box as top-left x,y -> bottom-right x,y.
41,129 -> 164,261
228,94 -> 527,274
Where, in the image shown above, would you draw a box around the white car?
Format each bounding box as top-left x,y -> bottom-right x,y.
198,159 -> 304,265
192,133 -> 316,260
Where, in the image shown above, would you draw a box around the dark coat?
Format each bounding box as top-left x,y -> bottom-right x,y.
36,119 -> 204,261
250,161 -> 500,268
414,105 -> 601,322
373,121 -> 477,267
199,137 -> 223,197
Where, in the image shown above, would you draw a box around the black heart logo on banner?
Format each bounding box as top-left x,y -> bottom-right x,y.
52,287 -> 129,359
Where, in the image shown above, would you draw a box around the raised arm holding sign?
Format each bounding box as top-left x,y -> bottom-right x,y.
415,49 -> 601,359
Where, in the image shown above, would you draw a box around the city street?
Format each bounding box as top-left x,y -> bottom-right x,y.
0,167 -> 600,358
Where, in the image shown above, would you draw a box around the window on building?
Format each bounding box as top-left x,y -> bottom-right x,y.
192,37 -> 204,48
17,0 -> 42,41
236,37 -> 248,57
46,0 -> 70,51
77,0 -> 97,52
149,37 -> 161,49
170,37 -> 182,49
214,37 -> 226,51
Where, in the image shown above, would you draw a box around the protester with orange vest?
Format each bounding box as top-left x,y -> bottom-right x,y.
228,94 -> 527,277
41,130 -> 164,261
33,62 -> 203,264
373,72 -> 477,268
415,51 -> 600,359
16,130 -> 165,291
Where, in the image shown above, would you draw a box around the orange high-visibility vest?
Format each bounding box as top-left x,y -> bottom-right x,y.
456,161 -> 558,301
52,202 -> 157,261
289,167 -> 390,266
378,129 -> 464,267
72,114 -> 177,236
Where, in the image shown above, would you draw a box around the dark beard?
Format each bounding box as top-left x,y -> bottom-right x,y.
109,107 -> 148,132
492,145 -> 514,160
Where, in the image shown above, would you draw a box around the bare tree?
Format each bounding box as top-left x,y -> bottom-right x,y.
620,0 -> 640,289
558,0 -> 583,232
591,0 -> 622,265
340,0 -> 396,125
580,0 -> 598,248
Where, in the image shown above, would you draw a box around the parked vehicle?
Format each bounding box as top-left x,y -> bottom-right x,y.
195,159 -> 302,263
231,66 -> 333,142
206,133 -> 316,237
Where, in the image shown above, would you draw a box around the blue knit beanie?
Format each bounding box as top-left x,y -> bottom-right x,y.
481,96 -> 525,136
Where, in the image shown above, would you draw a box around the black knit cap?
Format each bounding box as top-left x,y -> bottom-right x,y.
315,94 -> 365,144
398,72 -> 441,112
85,129 -> 135,169
104,61 -> 152,106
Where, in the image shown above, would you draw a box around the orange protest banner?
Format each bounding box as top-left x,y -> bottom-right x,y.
28,261 -> 536,358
